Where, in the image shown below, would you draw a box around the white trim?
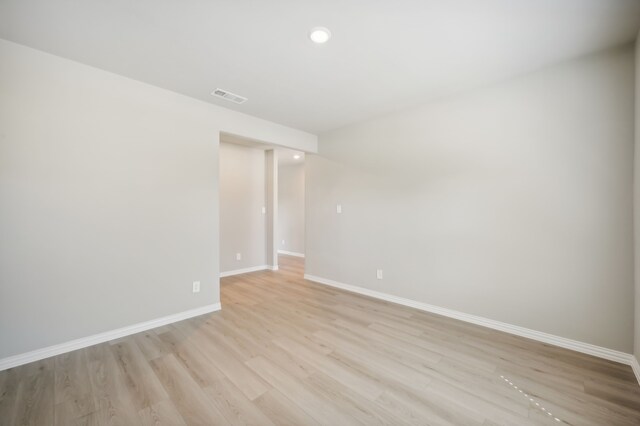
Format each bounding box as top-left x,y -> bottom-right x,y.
278,250 -> 305,258
0,303 -> 221,372
220,265 -> 268,277
304,274 -> 636,368
631,356 -> 640,385
270,265 -> 279,271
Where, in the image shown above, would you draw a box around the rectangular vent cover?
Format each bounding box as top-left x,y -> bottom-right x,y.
211,88 -> 247,104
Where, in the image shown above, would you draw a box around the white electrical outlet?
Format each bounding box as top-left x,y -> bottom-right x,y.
336,204 -> 342,214
376,269 -> 383,280
262,206 -> 266,214
192,281 -> 201,293
282,239 -> 285,245
236,253 -> 242,261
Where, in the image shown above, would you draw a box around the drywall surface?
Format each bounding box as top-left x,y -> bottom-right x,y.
278,163 -> 305,255
219,143 -> 266,273
0,39 -> 315,359
635,32 -> 640,361
307,46 -> 635,352
265,150 -> 279,268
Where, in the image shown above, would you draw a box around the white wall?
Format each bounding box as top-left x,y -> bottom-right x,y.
278,163 -> 305,255
0,39 -> 316,360
306,45 -> 635,353
219,143 -> 266,273
265,150 -> 279,269
634,32 -> 640,363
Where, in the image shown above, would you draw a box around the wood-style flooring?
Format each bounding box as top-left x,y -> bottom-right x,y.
1,255 -> 640,425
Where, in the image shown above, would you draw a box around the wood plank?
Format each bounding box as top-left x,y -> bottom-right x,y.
245,356 -> 364,426
202,377 -> 276,425
109,340 -> 168,411
9,359 -> 54,426
254,388 -> 321,426
54,348 -> 97,424
149,354 -> 227,425
138,400 -> 186,426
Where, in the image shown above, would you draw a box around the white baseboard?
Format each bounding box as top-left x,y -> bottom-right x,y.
0,303 -> 221,372
220,265 -> 268,277
270,265 -> 279,271
278,250 -> 305,258
631,356 -> 640,385
304,274 -> 636,369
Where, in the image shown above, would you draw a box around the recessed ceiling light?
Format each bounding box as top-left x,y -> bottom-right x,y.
293,154 -> 301,159
309,27 -> 331,44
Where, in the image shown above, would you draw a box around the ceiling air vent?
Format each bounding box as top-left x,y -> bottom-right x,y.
211,88 -> 247,104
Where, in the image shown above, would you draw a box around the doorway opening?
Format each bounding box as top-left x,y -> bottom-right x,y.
218,132 -> 305,279
276,150 -> 305,271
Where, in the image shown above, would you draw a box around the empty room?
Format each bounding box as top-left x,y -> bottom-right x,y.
2,1 -> 640,425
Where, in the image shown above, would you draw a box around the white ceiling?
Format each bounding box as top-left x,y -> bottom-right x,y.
277,149 -> 305,167
1,0 -> 639,134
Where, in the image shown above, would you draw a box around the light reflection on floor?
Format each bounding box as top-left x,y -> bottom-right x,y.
500,375 -> 563,423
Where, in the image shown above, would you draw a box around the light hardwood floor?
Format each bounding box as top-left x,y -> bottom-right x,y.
1,255 -> 640,425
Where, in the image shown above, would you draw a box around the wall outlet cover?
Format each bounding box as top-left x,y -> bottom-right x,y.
192,281 -> 201,293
